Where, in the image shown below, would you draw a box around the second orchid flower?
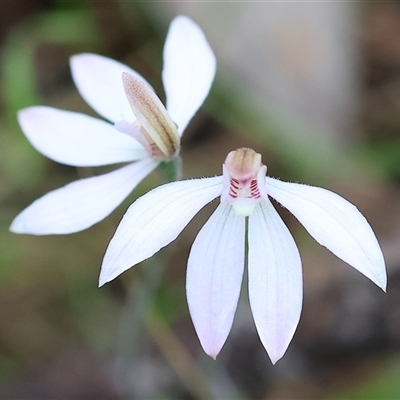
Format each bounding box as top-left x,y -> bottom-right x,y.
11,15 -> 216,235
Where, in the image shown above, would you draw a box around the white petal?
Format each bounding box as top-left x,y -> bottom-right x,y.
18,106 -> 148,167
248,201 -> 302,364
99,176 -> 223,286
10,160 -> 158,235
162,15 -> 216,135
70,53 -> 149,123
186,203 -> 245,359
266,177 -> 387,290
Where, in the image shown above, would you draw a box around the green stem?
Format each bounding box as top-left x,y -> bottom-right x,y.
157,156 -> 183,183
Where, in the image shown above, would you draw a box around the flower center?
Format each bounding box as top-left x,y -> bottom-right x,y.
221,148 -> 267,216
115,119 -> 167,159
228,178 -> 261,200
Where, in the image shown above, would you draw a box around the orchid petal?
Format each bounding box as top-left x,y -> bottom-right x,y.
186,203 -> 245,359
70,53 -> 149,123
266,177 -> 387,291
10,160 -> 158,235
248,201 -> 302,364
18,106 -> 148,167
162,15 -> 216,135
99,176 -> 223,286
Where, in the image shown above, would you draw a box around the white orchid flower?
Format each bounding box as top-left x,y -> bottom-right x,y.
10,15 -> 216,235
99,148 -> 386,364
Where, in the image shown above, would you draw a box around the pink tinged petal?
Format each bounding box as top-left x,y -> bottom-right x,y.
10,160 -> 158,235
266,177 -> 387,291
162,15 -> 216,136
122,73 -> 180,159
248,201 -> 303,365
99,176 -> 223,286
70,53 -> 149,123
114,120 -> 152,155
18,106 -> 148,167
186,203 -> 245,359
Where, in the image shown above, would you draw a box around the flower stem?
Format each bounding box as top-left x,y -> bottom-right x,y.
157,156 -> 182,183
